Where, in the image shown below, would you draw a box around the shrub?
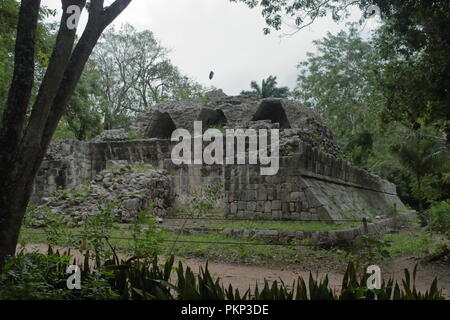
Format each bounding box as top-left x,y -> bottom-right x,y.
0,249 -> 118,300
107,257 -> 444,300
427,200 -> 450,234
130,204 -> 163,258
0,251 -> 444,300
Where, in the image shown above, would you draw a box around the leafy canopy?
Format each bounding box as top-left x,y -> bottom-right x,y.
241,75 -> 290,98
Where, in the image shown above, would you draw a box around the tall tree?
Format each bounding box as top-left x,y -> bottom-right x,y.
0,0 -> 55,114
235,0 -> 450,142
0,0 -> 19,110
241,75 -> 290,98
391,130 -> 449,211
64,61 -> 103,140
0,0 -> 132,266
294,25 -> 382,166
92,24 -> 203,130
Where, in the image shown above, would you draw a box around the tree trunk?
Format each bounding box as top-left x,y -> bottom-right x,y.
0,171 -> 35,264
0,0 -> 41,267
0,0 -> 132,267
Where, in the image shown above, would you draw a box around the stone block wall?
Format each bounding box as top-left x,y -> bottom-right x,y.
225,141 -> 406,221
164,160 -> 225,206
90,140 -> 172,173
34,138 -> 407,223
32,141 -> 91,202
33,139 -> 226,207
32,139 -> 172,202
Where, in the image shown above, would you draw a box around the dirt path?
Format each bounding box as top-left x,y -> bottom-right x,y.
383,256 -> 450,298
185,258 -> 344,293
20,244 -> 449,299
186,257 -> 450,298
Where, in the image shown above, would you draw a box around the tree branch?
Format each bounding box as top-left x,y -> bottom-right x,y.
40,0 -> 132,151
21,0 -> 87,151
0,0 -> 41,164
102,0 -> 132,28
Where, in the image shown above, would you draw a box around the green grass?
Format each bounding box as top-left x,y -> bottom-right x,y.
198,220 -> 361,231
102,228 -> 347,268
383,231 -> 443,258
19,222 -> 446,270
157,230 -> 348,269
19,226 -> 348,270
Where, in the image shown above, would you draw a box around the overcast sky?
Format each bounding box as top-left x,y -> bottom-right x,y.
42,0 -> 376,96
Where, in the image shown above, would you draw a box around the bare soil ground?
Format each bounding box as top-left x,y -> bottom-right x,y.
20,243 -> 450,299
186,256 -> 450,298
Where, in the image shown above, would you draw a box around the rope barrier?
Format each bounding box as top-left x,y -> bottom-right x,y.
21,213 -> 372,250
22,216 -> 369,249
160,216 -> 364,223
21,231 -> 369,248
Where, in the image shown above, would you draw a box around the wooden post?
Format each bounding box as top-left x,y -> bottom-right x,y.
429,211 -> 433,237
362,217 -> 372,257
362,217 -> 369,234
393,203 -> 398,232
82,215 -> 88,251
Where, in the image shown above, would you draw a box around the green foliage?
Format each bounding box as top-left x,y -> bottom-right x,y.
345,234 -> 391,270
63,61 -> 104,141
0,249 -> 117,300
234,0 -> 383,34
373,1 -> 450,139
22,204 -> 38,229
391,131 -> 449,180
237,0 -> 450,141
79,202 -> 120,265
293,21 -> 449,210
52,120 -> 77,141
241,75 -> 290,98
200,92 -> 210,107
426,201 -> 450,234
127,129 -> 140,141
105,255 -> 177,300
50,23 -> 205,138
40,201 -> 120,265
235,0 -> 450,211
391,130 -> 449,210
91,23 -> 204,131
38,191 -> 164,265
0,0 -> 55,118
203,220 -> 359,232
42,207 -> 76,247
294,25 -> 381,160
0,0 -> 18,112
130,204 -> 163,258
383,232 -> 437,258
2,249 -> 442,300
281,144 -> 294,155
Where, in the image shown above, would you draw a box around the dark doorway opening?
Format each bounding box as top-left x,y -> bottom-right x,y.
251,100 -> 291,129
196,108 -> 228,130
145,111 -> 177,139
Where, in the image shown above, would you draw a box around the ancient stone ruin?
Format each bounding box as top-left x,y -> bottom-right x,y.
32,90 -> 408,224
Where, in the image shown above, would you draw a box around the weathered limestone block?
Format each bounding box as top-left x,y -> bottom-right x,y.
247,201 -> 257,211
92,129 -> 129,142
272,200 -> 282,211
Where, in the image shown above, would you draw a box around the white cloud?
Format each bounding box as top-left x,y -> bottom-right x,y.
42,0 -> 370,95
